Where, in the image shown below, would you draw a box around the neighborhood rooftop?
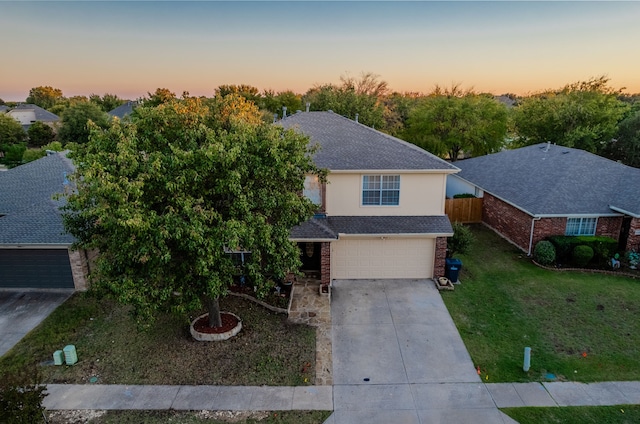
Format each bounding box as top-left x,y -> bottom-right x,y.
279,111 -> 459,172
454,143 -> 640,217
10,103 -> 60,122
0,152 -> 74,244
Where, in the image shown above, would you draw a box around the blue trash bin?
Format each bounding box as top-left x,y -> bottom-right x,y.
445,258 -> 462,283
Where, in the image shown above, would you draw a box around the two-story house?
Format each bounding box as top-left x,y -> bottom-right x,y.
280,111 -> 459,286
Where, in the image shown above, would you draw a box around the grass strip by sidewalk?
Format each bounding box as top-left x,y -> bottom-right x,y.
502,405 -> 640,424
442,225 -> 640,383
0,294 -> 316,386
46,410 -> 332,424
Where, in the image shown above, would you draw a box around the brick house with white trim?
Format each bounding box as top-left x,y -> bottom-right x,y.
447,143 -> 640,255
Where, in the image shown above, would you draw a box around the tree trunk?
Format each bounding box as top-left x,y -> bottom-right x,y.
207,297 -> 222,328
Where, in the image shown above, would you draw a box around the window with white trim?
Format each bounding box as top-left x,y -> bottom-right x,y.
362,175 -> 400,206
565,217 -> 597,236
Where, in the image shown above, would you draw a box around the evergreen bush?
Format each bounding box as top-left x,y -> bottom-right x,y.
572,245 -> 595,267
534,240 -> 556,265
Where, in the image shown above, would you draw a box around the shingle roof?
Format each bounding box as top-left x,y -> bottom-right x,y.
290,215 -> 453,240
108,101 -> 137,119
454,143 -> 640,216
9,103 -> 60,122
0,152 -> 75,244
279,111 -> 459,171
0,105 -> 9,113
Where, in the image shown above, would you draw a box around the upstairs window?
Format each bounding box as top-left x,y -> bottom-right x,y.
362,175 -> 400,206
565,217 -> 597,236
303,175 -> 322,207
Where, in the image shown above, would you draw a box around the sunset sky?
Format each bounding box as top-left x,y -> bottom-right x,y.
2,1 -> 639,101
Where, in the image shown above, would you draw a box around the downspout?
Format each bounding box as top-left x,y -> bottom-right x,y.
528,217 -> 542,256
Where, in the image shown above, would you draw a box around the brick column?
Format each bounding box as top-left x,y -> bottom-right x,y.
627,218 -> 640,252
434,237 -> 447,278
320,242 -> 331,285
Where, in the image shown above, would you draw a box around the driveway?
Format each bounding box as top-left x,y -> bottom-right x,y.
0,289 -> 73,357
327,279 -> 516,424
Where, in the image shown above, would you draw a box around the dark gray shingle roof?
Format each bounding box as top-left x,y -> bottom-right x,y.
455,143 -> 640,216
0,152 -> 75,244
290,215 -> 452,240
108,101 -> 137,119
10,103 -> 59,122
279,111 -> 458,171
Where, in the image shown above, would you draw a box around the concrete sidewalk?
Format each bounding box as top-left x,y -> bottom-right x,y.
43,381 -> 640,411
43,384 -> 333,411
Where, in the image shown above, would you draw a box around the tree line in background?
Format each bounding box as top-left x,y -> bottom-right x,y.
1,73 -> 640,168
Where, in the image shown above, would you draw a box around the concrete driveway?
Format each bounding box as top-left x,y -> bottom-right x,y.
328,279 -> 516,424
0,289 -> 73,357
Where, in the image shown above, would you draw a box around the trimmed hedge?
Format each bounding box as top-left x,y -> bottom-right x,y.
453,193 -> 476,199
572,245 -> 594,267
547,235 -> 618,266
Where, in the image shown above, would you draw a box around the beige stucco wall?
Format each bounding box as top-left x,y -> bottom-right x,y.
325,172 -> 447,216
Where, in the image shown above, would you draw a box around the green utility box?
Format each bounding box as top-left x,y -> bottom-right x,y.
63,345 -> 78,365
53,350 -> 64,366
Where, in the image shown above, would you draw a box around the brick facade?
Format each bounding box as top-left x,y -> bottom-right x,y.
320,242 -> 331,285
434,237 -> 447,278
483,192 -> 627,254
628,218 -> 640,252
482,193 -> 536,252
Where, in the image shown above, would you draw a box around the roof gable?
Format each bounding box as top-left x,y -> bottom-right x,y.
279,111 -> 458,172
9,103 -> 59,122
455,143 -> 640,216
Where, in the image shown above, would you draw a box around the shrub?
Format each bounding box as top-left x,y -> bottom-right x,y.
22,149 -> 46,163
534,240 -> 556,265
42,141 -> 64,152
447,223 -> 474,257
572,245 -> 594,267
0,369 -> 47,424
548,235 -> 617,266
453,193 -> 476,199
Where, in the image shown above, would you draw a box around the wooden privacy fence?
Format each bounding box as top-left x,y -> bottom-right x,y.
445,197 -> 483,223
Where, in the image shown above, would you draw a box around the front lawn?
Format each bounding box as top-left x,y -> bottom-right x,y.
0,294 -> 315,386
502,405 -> 640,424
442,225 -> 640,383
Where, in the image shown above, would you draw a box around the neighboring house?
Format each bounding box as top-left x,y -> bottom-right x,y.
0,105 -> 9,113
280,111 -> 459,285
7,103 -> 60,131
0,152 -> 88,290
447,143 -> 640,255
108,101 -> 138,119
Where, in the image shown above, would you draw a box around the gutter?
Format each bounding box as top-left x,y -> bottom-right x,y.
609,205 -> 640,219
527,217 -> 541,257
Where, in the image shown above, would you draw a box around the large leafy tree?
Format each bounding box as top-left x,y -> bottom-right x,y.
404,90 -> 508,161
0,113 -> 27,145
513,76 -> 629,153
602,111 -> 640,168
89,93 -> 127,113
26,86 -> 64,110
303,72 -> 388,129
62,97 -> 323,328
27,121 -> 55,147
58,102 -> 110,144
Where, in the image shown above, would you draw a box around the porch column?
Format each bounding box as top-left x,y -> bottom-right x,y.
434,237 -> 447,278
321,242 -> 331,285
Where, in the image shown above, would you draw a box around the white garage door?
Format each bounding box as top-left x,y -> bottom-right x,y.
331,238 -> 435,279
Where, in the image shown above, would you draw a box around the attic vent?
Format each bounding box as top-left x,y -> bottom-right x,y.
562,151 -> 570,155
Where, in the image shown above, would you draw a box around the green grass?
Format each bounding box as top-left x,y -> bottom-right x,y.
442,225 -> 640,383
0,294 -> 316,386
46,410 -> 332,424
502,405 -> 640,424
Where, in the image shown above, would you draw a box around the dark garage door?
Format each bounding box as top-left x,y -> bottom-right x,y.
0,250 -> 74,289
